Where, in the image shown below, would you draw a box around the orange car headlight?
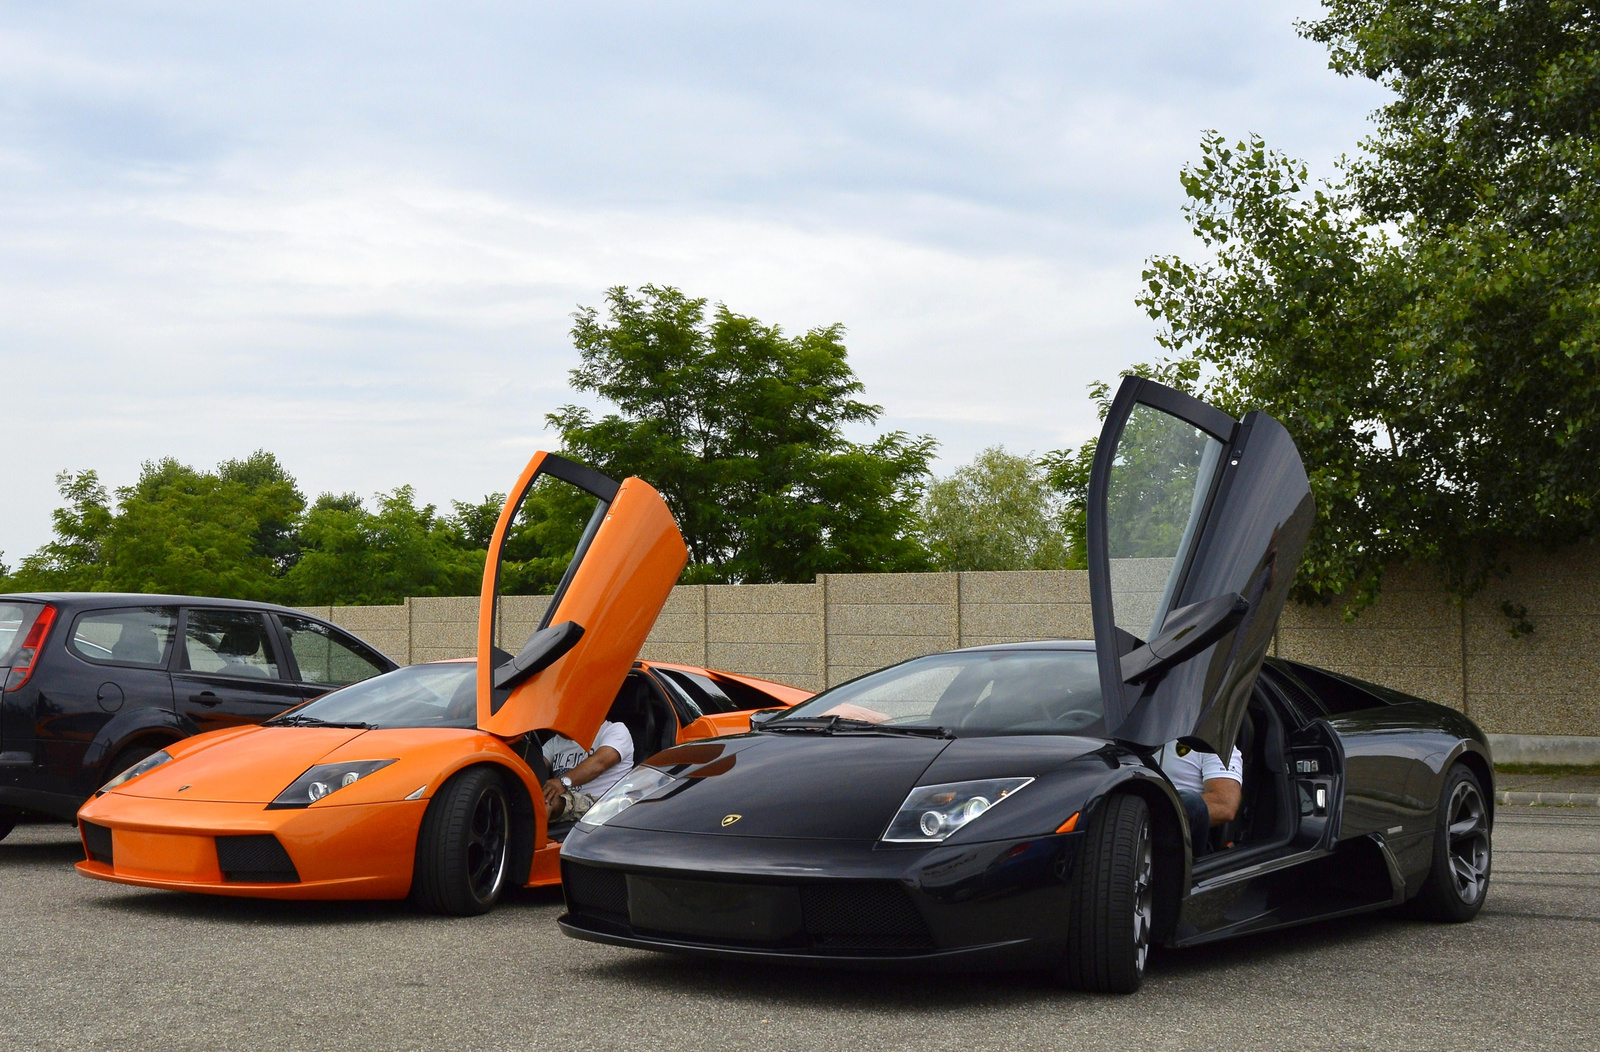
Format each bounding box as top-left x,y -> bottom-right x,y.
267,760 -> 398,810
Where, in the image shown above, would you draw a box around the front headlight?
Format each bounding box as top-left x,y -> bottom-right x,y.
267,760 -> 397,810
881,778 -> 1034,843
98,750 -> 174,794
578,766 -> 678,828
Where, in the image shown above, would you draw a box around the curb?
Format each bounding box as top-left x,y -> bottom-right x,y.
1497,790 -> 1600,807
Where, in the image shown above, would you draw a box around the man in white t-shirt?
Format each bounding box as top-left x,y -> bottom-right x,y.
541,721 -> 635,822
1158,740 -> 1243,857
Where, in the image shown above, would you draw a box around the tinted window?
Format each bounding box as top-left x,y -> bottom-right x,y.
279,616 -> 387,686
70,607 -> 178,668
183,610 -> 280,679
279,662 -> 476,729
655,669 -> 742,715
777,649 -> 1104,736
0,601 -> 44,664
1107,403 -> 1225,642
1280,662 -> 1391,716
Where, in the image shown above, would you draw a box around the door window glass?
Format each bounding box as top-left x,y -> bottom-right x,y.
69,607 -> 178,668
279,616 -> 387,686
1107,403 -> 1224,641
183,610 -> 281,679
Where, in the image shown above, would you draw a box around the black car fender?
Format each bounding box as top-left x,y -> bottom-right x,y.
946,747 -> 1191,943
80,707 -> 200,783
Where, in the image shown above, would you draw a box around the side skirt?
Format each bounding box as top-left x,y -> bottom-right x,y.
1171,833 -> 1404,947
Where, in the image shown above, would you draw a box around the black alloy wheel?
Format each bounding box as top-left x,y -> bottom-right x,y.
411,767 -> 513,916
1060,793 -> 1154,993
1412,764 -> 1491,922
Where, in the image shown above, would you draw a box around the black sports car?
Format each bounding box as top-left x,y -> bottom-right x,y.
556,378 -> 1494,992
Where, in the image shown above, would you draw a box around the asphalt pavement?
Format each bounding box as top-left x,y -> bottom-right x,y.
2,807 -> 1594,1052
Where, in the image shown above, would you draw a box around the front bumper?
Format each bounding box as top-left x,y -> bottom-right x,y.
74,792 -> 426,900
557,823 -> 1084,970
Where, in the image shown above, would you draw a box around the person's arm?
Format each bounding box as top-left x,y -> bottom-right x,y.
1201,777 -> 1241,826
561,746 -> 622,791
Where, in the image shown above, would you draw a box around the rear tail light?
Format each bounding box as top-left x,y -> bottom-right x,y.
5,604 -> 57,692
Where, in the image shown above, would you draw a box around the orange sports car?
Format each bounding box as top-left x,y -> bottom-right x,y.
74,453 -> 811,913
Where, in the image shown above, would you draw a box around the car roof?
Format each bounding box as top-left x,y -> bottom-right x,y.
947,639 -> 1095,654
0,592 -> 322,617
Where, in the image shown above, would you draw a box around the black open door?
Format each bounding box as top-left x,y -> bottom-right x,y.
1087,376 -> 1315,760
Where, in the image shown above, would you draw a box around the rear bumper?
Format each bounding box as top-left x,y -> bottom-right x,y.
74,793 -> 426,900
557,824 -> 1084,969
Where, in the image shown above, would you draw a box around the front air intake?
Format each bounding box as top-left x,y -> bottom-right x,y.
215,834 -> 300,883
80,821 -> 113,865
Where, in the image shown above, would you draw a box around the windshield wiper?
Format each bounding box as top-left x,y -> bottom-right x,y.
834,722 -> 954,739
269,714 -> 375,730
761,715 -> 953,739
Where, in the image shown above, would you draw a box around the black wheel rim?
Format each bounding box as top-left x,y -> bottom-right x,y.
1132,813 -> 1153,973
466,785 -> 509,903
1445,779 -> 1490,904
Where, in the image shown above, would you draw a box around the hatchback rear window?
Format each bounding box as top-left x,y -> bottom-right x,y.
70,607 -> 179,668
0,601 -> 44,664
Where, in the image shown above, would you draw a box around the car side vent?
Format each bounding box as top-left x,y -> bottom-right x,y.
562,862 -> 629,920
800,882 -> 933,952
215,834 -> 301,883
80,821 -> 113,866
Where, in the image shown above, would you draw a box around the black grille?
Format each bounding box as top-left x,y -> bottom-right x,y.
215,834 -> 300,883
80,821 -> 113,865
564,862 -> 629,920
801,882 -> 933,951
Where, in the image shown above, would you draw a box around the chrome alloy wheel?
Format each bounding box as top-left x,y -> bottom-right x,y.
1445,779 -> 1490,905
1132,812 -> 1153,973
467,784 -> 509,903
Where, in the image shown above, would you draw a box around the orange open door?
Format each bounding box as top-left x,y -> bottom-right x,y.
475,452 -> 688,747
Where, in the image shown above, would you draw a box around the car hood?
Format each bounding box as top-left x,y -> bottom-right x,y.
605,733 -> 1109,841
106,726 -> 495,805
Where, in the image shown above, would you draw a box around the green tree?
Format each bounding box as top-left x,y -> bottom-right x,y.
1062,2 -> 1600,618
551,285 -> 936,583
921,447 -> 1078,571
7,454 -> 305,599
283,487 -> 486,605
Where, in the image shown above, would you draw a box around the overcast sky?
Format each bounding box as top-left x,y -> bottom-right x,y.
0,1 -> 1387,560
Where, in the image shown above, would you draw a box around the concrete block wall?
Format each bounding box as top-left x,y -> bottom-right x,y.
1468,542 -> 1600,737
309,553 -> 1600,737
1276,566 -> 1465,711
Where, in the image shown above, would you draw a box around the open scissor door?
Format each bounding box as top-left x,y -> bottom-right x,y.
476,452 -> 688,746
1087,377 -> 1315,759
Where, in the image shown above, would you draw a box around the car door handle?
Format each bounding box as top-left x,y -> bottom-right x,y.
189,691 -> 221,706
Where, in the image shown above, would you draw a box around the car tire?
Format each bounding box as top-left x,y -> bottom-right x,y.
1060,793 -> 1154,994
0,821 -> 13,842
1411,763 -> 1491,922
411,767 -> 512,916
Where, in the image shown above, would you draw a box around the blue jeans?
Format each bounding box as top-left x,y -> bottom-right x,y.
1177,789 -> 1212,857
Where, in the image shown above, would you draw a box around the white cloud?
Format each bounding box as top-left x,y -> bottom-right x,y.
0,1 -> 1387,558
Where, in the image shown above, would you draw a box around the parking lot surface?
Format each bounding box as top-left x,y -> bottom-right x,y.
2,807 -> 1594,1051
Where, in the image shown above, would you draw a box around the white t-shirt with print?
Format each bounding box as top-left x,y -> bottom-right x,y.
542,720 -> 635,799
1158,741 -> 1243,795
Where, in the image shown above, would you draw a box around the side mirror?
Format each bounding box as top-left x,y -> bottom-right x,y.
494,621 -> 585,691
747,707 -> 786,729
1119,593 -> 1248,685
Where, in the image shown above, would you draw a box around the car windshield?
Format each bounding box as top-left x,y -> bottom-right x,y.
772,649 -> 1104,737
276,662 -> 477,730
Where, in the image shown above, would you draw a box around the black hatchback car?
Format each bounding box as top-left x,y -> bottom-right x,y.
0,593 -> 397,836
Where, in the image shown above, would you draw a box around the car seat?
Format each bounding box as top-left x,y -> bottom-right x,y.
605,674 -> 666,764
110,624 -> 162,666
